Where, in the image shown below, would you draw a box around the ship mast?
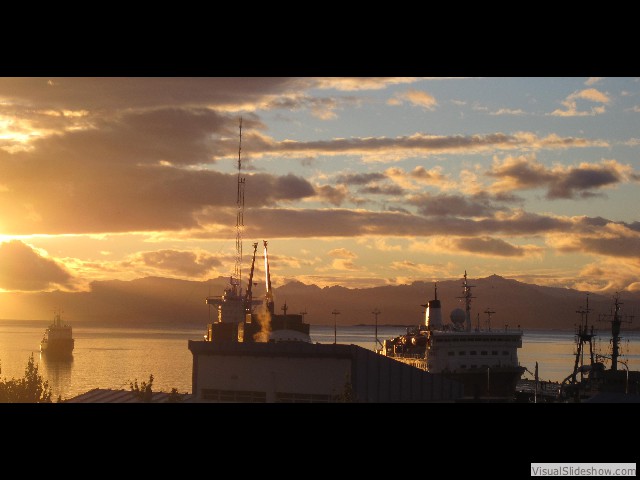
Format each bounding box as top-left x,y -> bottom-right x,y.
599,292 -> 634,371
457,270 -> 475,332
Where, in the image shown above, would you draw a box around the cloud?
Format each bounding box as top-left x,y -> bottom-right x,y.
364,238 -> 403,252
328,259 -> 363,271
489,108 -> 526,116
389,261 -> 455,280
385,166 -> 452,190
406,192 -> 501,217
428,236 -> 543,258
245,131 -> 607,163
585,77 -> 604,86
388,89 -> 438,110
335,172 -> 387,185
314,184 -> 349,206
216,206 -> 573,239
550,88 -> 610,117
313,77 -> 421,91
575,88 -> 610,103
129,249 -> 222,277
333,167 -> 451,197
0,240 -> 74,291
574,257 -> 640,292
328,248 -> 357,259
487,155 -> 636,199
0,109 -> 316,235
0,100 -> 609,236
265,94 -> 360,120
546,221 -> 640,258
360,184 -> 405,195
0,77 -> 302,113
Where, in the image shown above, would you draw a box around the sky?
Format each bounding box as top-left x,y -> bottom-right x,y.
0,77 -> 638,297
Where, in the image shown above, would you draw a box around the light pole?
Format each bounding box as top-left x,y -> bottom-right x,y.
372,308 -> 381,352
331,309 -> 340,344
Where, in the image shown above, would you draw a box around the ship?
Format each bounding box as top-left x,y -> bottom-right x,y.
380,271 -> 525,401
204,240 -> 311,343
559,293 -> 640,402
40,310 -> 74,357
202,118 -> 310,344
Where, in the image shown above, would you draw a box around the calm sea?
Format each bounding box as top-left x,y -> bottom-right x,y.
0,320 -> 639,401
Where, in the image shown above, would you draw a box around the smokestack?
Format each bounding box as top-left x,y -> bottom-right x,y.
426,282 -> 442,330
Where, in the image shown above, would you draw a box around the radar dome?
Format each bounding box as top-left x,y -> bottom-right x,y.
450,308 -> 466,325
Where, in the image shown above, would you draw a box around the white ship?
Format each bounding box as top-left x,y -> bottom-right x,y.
381,271 -> 525,400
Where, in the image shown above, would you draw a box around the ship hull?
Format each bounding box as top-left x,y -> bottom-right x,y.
40,338 -> 74,357
444,366 -> 525,401
387,356 -> 524,400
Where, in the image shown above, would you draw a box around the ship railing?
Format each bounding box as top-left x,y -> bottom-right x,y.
392,353 -> 425,360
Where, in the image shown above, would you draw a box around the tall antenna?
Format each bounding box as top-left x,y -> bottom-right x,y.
456,270 -> 475,332
233,117 -> 245,291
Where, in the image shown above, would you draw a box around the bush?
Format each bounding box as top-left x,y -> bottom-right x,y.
0,354 -> 53,403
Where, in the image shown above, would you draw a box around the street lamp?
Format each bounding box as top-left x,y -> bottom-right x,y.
331,309 -> 340,344
372,308 -> 381,352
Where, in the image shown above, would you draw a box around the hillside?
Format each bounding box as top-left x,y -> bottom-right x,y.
0,274 -> 638,330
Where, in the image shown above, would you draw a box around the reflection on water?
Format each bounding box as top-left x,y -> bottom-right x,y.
1,320 -> 639,400
40,353 -> 73,401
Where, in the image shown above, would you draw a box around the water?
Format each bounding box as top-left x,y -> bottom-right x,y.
1,320 -> 639,400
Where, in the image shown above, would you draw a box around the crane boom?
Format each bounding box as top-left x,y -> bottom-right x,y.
264,240 -> 274,315
244,242 -> 259,313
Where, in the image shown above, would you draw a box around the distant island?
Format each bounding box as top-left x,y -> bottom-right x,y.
0,274 -> 638,330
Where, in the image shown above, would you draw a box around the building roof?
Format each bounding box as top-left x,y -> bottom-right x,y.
584,392 -> 640,403
189,339 -> 364,358
64,388 -> 192,403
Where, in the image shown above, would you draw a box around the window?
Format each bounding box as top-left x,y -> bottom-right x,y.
460,365 -> 467,369
470,351 -> 477,355
481,351 -> 488,356
448,351 -> 455,356
502,351 -> 509,355
202,389 -> 266,403
458,351 -> 466,356
492,351 -> 498,355
276,392 -> 332,403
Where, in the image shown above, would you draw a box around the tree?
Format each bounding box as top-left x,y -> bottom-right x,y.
130,374 -> 154,402
334,373 -> 356,403
0,353 -> 53,403
167,388 -> 183,403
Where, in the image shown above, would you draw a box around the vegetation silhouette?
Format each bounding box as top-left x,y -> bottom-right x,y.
129,374 -> 154,402
0,353 -> 53,403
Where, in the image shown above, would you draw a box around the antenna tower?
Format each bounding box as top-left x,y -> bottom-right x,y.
232,117 -> 245,291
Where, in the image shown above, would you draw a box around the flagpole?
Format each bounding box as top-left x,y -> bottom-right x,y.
534,361 -> 539,404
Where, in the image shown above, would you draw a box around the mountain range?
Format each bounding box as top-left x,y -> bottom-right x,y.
1,274 -> 638,331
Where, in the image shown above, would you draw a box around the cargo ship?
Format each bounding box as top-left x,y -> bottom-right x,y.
40,311 -> 74,357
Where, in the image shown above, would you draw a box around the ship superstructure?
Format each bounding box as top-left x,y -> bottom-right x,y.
560,293 -> 639,401
381,272 -> 525,400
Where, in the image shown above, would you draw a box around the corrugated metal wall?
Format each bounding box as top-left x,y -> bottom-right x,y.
351,346 -> 463,402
